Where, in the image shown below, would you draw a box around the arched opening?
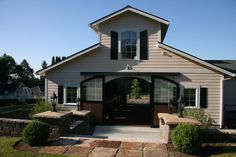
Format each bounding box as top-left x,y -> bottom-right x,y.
104,77 -> 151,125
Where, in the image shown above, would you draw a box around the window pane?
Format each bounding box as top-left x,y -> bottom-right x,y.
66,87 -> 77,103
121,31 -> 137,59
184,88 -> 196,107
154,78 -> 177,103
82,78 -> 103,101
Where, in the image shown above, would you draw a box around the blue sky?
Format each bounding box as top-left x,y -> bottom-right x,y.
0,0 -> 236,72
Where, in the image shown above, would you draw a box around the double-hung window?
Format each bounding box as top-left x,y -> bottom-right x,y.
65,87 -> 78,104
120,31 -> 138,59
184,88 -> 197,107
63,86 -> 79,105
110,30 -> 147,60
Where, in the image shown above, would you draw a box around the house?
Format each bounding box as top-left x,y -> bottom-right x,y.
36,6 -> 236,128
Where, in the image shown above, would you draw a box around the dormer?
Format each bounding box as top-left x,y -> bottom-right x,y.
90,6 -> 169,60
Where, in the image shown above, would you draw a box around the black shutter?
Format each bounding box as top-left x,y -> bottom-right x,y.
140,30 -> 148,60
58,85 -> 64,104
110,31 -> 118,60
200,88 -> 208,108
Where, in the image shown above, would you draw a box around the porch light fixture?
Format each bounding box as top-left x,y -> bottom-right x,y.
126,64 -> 133,70
162,51 -> 172,58
50,92 -> 57,112
177,97 -> 185,117
76,97 -> 81,111
168,99 -> 173,114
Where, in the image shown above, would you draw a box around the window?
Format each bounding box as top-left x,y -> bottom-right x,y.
154,78 -> 177,103
66,87 -> 77,103
184,88 -> 196,107
82,78 -> 103,101
121,31 -> 137,59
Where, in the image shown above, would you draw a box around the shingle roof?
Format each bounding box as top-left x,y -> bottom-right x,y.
205,60 -> 236,74
90,5 -> 169,42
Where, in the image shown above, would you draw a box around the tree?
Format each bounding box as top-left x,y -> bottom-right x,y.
41,60 -> 47,69
62,56 -> 66,60
55,56 -> 61,63
0,54 -> 17,84
17,59 -> 35,86
51,56 -> 55,65
130,79 -> 141,99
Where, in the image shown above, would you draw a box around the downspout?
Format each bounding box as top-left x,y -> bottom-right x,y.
220,75 -> 224,128
45,78 -> 48,102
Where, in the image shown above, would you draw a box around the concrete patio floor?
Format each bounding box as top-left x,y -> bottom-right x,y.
63,125 -> 163,143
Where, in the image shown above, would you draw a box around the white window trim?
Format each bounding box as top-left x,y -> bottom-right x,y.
118,28 -> 140,60
183,87 -> 200,108
63,85 -> 80,106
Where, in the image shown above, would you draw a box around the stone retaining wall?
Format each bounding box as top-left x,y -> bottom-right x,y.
0,118 -> 32,137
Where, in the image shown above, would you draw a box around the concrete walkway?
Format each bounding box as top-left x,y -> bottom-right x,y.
93,125 -> 162,143
63,125 -> 163,143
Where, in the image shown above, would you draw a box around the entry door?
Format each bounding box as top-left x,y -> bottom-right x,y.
151,77 -> 179,127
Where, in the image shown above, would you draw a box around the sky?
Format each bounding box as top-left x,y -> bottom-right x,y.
0,0 -> 236,72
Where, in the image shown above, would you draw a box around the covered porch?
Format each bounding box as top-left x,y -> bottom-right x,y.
80,72 -> 180,127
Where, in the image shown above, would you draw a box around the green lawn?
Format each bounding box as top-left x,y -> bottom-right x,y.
0,137 -> 68,157
0,104 -> 34,119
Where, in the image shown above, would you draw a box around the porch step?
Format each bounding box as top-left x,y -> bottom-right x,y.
70,120 -> 84,130
114,117 -> 127,120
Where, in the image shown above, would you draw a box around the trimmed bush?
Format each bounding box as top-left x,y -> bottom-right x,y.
29,100 -> 51,117
22,120 -> 49,146
172,124 -> 201,154
183,108 -> 215,128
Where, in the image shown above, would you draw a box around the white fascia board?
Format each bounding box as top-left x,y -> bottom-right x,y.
90,7 -> 169,30
159,43 -> 236,77
37,44 -> 100,75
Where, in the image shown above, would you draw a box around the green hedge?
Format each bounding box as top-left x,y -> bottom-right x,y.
22,121 -> 49,146
183,108 -> 214,128
172,124 -> 201,154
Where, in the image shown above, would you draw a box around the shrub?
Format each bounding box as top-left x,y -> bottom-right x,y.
183,108 -> 214,128
172,124 -> 201,154
29,100 -> 51,117
22,120 -> 49,146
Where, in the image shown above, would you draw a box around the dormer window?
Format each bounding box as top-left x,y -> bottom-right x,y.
121,31 -> 138,59
110,30 -> 148,60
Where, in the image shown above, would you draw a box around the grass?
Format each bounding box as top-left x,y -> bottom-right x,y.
0,104 -> 34,113
0,137 -> 66,157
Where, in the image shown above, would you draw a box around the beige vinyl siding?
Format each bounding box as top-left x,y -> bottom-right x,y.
45,12 -> 223,124
47,80 -> 58,101
179,73 -> 222,123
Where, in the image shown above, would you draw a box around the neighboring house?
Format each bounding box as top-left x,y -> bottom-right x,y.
36,6 -> 236,127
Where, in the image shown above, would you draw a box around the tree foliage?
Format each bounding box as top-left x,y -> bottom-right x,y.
0,53 -> 42,89
51,56 -> 66,65
41,60 -> 47,69
0,54 -> 17,84
130,79 -> 141,99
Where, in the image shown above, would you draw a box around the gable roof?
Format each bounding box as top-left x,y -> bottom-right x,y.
90,5 -> 170,42
159,43 -> 236,77
205,60 -> 236,74
36,43 -> 100,75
